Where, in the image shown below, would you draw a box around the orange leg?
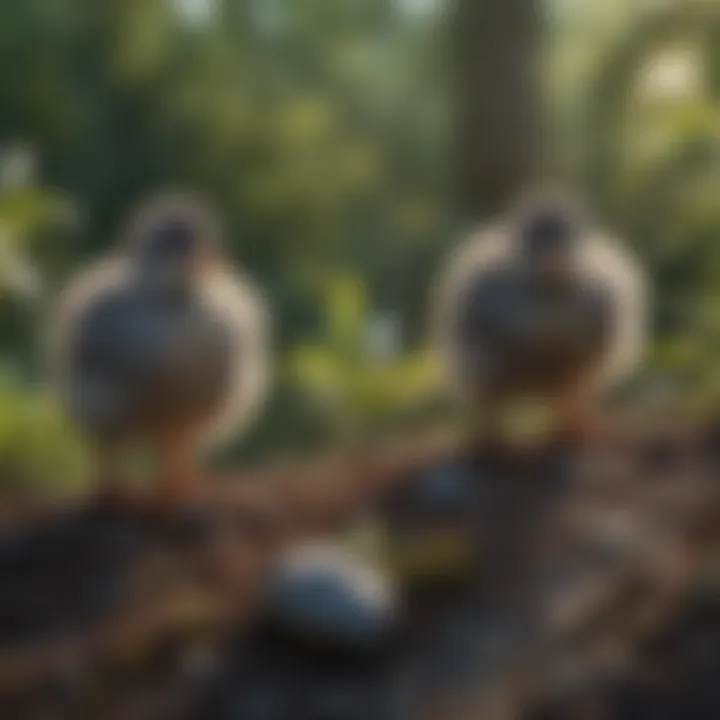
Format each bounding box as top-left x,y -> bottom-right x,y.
556,387 -> 599,447
93,441 -> 136,509
155,432 -> 201,508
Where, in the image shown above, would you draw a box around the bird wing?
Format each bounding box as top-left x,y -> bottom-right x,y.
577,233 -> 649,390
46,257 -> 135,433
196,267 -> 272,449
431,225 -> 649,399
430,223 -> 514,399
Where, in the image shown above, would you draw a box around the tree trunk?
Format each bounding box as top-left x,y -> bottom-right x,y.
455,0 -> 541,221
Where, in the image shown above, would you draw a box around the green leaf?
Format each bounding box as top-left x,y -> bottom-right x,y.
326,275 -> 367,354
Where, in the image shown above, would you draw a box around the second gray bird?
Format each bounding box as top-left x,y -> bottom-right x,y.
49,192 -> 271,507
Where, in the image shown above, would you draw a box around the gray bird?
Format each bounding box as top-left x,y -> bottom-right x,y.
49,191 -> 271,507
431,189 -> 648,445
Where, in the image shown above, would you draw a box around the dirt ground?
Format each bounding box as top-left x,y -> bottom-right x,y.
0,425 -> 718,719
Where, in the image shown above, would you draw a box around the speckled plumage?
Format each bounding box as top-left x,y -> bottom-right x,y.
48,192 -> 271,500
52,259 -> 269,448
432,198 -> 648,406
457,265 -> 614,397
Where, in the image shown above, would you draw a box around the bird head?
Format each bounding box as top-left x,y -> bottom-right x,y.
126,191 -> 223,296
514,190 -> 587,288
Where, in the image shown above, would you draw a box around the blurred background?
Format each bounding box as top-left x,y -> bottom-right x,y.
0,0 -> 718,496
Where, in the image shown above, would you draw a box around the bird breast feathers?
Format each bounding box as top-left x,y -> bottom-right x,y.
432,223 -> 648,396
49,257 -> 272,449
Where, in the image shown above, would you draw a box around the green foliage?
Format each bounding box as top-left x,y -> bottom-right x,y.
287,275 -> 444,438
0,0 -> 718,491
0,171 -> 77,384
551,0 -> 720,406
0,369 -> 88,496
0,0 -> 450,483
